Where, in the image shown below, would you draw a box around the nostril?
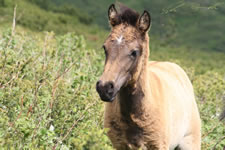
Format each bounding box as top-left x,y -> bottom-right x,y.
96,80 -> 101,86
105,81 -> 114,95
108,82 -> 114,90
96,80 -> 102,90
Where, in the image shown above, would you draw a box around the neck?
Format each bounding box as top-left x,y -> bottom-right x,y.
119,34 -> 150,122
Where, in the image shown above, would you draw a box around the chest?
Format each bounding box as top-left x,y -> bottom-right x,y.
107,117 -> 146,149
104,86 -> 162,148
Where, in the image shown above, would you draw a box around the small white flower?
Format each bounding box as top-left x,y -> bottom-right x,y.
60,145 -> 69,150
49,125 -> 54,131
216,112 -> 220,117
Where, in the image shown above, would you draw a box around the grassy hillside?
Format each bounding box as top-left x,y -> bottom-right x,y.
0,0 -> 225,149
2,0 -> 225,52
0,0 -> 92,33
53,0 -> 225,52
0,0 -> 107,48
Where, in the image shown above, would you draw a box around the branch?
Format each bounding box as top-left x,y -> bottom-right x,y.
12,5 -> 17,36
212,136 -> 225,150
202,122 -> 220,139
3,5 -> 17,69
54,61 -> 76,81
52,102 -> 96,150
50,61 -> 76,108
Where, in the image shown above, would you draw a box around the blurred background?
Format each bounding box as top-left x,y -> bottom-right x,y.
0,0 -> 225,149
1,0 -> 225,51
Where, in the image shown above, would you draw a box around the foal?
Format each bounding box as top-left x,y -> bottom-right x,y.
96,4 -> 201,150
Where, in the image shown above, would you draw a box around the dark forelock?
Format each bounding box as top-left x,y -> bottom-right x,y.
118,4 -> 140,26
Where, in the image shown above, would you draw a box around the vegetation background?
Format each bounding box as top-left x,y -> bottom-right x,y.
0,0 -> 224,149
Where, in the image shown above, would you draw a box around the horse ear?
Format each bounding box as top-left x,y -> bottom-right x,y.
108,4 -> 119,27
137,10 -> 151,33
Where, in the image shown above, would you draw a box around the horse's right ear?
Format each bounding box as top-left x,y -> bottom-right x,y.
108,4 -> 119,27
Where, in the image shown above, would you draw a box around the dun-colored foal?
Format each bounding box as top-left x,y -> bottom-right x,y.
96,4 -> 201,150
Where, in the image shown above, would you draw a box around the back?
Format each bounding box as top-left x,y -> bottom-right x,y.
149,61 -> 193,92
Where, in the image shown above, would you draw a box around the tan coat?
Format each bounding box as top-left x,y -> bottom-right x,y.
98,4 -> 201,150
104,61 -> 201,150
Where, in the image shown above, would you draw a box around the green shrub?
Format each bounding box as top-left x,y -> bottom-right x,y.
0,30 -> 112,149
194,72 -> 225,149
0,28 -> 225,149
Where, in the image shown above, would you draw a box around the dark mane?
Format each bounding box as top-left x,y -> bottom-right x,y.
118,4 -> 139,26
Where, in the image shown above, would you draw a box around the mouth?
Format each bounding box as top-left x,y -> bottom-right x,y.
98,92 -> 117,102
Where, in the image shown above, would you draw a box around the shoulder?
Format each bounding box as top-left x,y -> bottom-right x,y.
148,61 -> 191,87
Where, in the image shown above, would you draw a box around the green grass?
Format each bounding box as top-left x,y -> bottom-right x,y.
0,0 -> 106,43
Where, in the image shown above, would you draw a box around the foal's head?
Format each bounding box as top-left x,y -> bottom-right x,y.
96,4 -> 151,102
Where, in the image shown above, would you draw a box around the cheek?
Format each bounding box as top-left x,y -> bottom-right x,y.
125,57 -> 139,74
115,59 -> 138,88
122,58 -> 134,72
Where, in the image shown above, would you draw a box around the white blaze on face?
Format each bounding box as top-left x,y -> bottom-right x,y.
116,35 -> 123,44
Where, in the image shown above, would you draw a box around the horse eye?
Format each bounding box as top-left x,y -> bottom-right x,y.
130,50 -> 138,58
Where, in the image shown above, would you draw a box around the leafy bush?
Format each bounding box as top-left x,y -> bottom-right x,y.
0,0 -> 5,6
0,29 -> 112,149
0,28 -> 225,149
194,72 -> 225,149
29,0 -> 52,10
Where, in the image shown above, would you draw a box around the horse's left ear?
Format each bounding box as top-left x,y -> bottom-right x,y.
137,10 -> 151,33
